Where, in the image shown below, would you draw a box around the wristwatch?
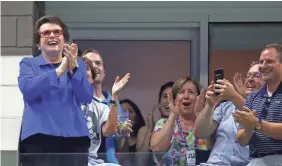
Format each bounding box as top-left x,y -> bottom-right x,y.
110,100 -> 119,106
255,119 -> 262,130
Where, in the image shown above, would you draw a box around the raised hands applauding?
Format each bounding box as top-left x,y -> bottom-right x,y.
112,73 -> 131,98
233,72 -> 246,98
193,89 -> 207,117
63,43 -> 79,71
232,106 -> 258,131
167,93 -> 183,116
56,43 -> 79,77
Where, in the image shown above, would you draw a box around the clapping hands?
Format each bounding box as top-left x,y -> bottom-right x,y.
112,73 -> 131,98
63,43 -> 78,71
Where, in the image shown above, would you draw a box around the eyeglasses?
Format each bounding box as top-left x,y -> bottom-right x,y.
245,72 -> 262,79
40,29 -> 64,38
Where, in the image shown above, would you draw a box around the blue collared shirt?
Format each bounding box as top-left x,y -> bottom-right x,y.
200,101 -> 250,166
18,54 -> 93,140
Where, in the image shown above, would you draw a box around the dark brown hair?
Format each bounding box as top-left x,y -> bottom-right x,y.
172,77 -> 201,101
120,99 -> 145,137
158,81 -> 174,103
34,16 -> 69,45
82,48 -> 102,59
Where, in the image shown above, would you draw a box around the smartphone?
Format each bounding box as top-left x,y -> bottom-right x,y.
214,68 -> 224,95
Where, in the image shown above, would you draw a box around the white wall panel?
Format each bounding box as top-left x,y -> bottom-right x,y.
1,55 -> 28,151
0,118 -> 22,150
1,55 -> 31,86
1,86 -> 24,117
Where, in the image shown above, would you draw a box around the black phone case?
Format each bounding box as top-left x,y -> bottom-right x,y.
214,68 -> 224,95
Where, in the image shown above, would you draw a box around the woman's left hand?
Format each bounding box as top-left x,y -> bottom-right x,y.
63,43 -> 78,71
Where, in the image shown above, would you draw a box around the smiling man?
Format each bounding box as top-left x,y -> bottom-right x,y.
82,49 -> 132,166
234,43 -> 282,166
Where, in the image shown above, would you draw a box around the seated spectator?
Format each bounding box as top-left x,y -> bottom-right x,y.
194,62 -> 264,166
137,81 -> 174,153
150,77 -> 209,166
82,56 -> 132,166
116,99 -> 146,152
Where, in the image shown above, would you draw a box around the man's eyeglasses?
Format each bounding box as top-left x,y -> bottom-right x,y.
40,29 -> 64,38
244,72 -> 262,79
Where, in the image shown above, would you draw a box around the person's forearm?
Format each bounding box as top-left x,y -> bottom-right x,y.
259,121 -> 282,140
230,92 -> 245,110
102,96 -> 118,137
116,137 -> 129,152
150,113 -> 177,152
237,128 -> 253,146
204,136 -> 215,150
71,62 -> 93,103
137,126 -> 154,152
194,104 -> 215,138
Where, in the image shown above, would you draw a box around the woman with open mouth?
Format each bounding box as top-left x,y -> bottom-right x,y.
150,77 -> 209,166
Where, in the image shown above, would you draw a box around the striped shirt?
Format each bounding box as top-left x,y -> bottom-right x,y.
239,81 -> 282,157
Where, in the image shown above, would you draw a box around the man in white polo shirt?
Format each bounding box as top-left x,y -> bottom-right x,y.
233,43 -> 282,166
82,49 -> 132,166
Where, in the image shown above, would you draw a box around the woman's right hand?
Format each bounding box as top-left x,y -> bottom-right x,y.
168,93 -> 182,116
233,72 -> 246,97
205,82 -> 222,108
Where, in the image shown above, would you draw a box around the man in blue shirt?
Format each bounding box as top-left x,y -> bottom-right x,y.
234,43 -> 282,166
18,16 -> 93,166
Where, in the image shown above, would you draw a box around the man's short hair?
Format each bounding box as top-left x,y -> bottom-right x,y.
82,48 -> 103,62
